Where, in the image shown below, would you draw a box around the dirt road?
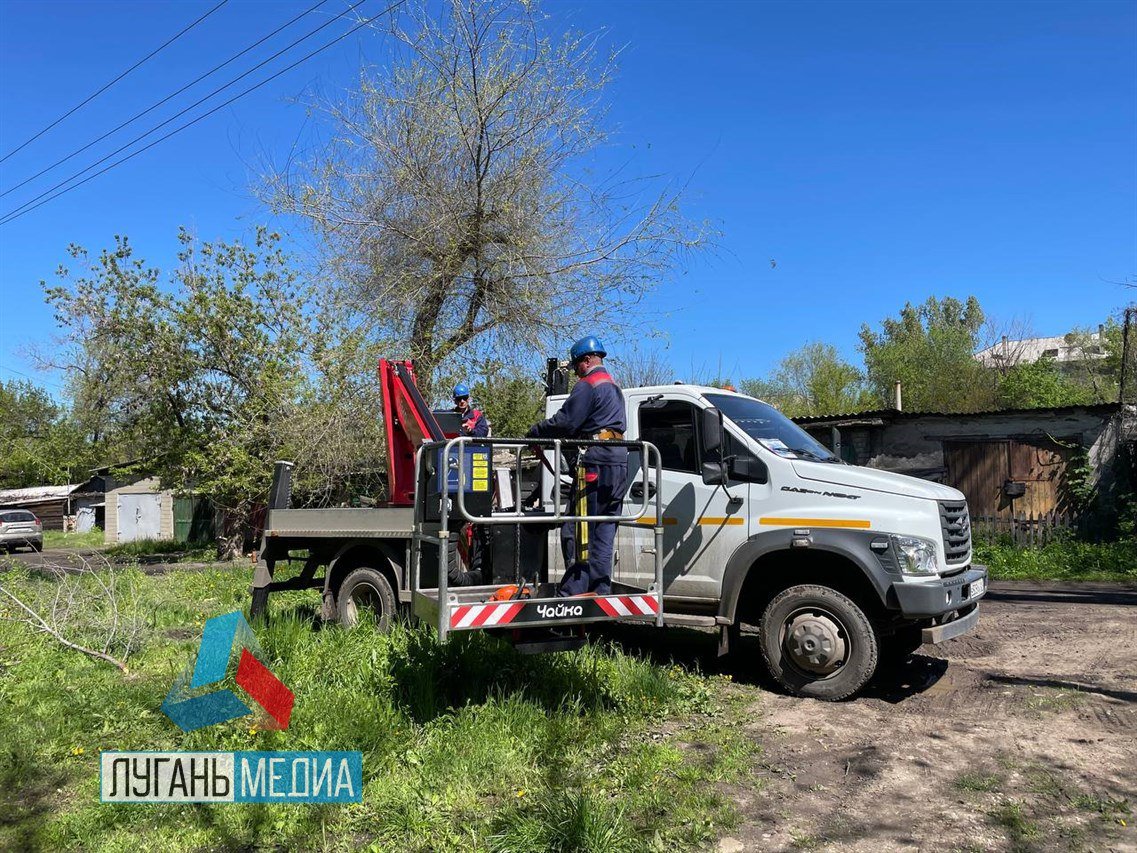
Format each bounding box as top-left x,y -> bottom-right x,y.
716,582 -> 1137,852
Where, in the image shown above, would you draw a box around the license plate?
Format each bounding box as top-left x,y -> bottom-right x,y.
970,578 -> 985,599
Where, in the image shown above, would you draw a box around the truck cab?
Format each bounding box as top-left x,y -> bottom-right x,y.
543,383 -> 987,700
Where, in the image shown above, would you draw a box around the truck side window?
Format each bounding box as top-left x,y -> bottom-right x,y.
639,401 -> 700,474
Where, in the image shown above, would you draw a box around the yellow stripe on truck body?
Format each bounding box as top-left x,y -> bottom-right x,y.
758,517 -> 872,529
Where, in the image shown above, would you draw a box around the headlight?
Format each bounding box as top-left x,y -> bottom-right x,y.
892,535 -> 939,576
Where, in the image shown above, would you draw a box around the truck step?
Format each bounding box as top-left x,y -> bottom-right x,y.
513,635 -> 587,655
661,613 -> 718,628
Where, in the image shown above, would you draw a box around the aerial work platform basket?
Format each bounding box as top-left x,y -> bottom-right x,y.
409,436 -> 664,645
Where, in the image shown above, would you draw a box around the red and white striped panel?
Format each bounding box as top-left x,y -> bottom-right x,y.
595,594 -> 659,618
449,601 -> 525,629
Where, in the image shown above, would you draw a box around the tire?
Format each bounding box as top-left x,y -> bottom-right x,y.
31,542 -> 43,553
758,584 -> 879,701
335,566 -> 397,630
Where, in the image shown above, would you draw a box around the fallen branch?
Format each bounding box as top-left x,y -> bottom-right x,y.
0,552 -> 143,674
0,586 -> 129,673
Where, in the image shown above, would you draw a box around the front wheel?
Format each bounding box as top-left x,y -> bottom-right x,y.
335,566 -> 397,630
758,584 -> 879,701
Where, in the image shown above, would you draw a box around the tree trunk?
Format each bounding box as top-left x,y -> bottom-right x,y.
216,508 -> 248,561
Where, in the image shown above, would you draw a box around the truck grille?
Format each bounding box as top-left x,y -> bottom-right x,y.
939,500 -> 971,565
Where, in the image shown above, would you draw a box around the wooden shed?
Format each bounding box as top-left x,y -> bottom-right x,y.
795,403 -> 1133,537
0,484 -> 103,531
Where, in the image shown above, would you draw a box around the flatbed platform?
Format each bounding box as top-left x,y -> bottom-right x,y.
264,507 -> 414,539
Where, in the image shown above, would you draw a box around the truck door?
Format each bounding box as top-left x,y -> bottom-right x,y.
620,398 -> 751,601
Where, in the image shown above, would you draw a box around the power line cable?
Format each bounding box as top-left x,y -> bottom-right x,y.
0,363 -> 64,390
0,0 -> 376,224
0,0 -> 230,165
1,0 -> 333,199
0,0 -> 406,227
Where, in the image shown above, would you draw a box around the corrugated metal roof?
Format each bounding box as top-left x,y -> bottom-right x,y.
0,484 -> 83,505
793,402 -> 1122,426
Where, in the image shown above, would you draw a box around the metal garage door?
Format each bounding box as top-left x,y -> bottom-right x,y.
118,493 -> 161,542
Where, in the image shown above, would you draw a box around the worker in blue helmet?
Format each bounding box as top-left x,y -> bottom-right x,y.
453,382 -> 489,437
526,335 -> 627,597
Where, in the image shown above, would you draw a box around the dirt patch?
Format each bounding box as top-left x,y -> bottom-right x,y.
725,581 -> 1137,851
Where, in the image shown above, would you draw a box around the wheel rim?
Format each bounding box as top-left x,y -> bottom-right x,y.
780,606 -> 850,678
344,581 -> 384,624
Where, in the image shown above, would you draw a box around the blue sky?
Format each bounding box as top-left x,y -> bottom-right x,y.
1,0 -> 1134,394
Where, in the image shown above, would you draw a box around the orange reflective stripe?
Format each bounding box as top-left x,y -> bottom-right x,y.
759,517 -> 872,529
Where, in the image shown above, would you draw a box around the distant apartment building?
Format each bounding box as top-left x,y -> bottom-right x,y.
975,326 -> 1108,368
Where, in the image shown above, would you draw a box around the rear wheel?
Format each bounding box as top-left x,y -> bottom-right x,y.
335,566 -> 397,630
758,584 -> 879,701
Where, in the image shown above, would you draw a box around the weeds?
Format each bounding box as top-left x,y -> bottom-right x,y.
0,567 -> 751,851
975,540 -> 1137,584
1073,793 -> 1131,819
42,529 -> 105,550
988,799 -> 1040,849
103,538 -> 214,562
955,771 -> 1003,793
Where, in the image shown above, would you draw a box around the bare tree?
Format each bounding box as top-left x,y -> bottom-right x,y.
267,0 -> 707,389
0,554 -> 145,673
609,344 -> 675,387
976,315 -> 1037,375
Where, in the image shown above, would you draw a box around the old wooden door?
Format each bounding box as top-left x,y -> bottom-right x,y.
944,439 -> 1073,520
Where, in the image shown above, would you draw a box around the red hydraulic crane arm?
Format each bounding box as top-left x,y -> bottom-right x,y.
378,358 -> 445,506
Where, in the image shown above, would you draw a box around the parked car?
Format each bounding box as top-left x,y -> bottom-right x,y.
0,510 -> 43,552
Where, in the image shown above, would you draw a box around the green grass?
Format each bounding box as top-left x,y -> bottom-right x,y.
975,540 -> 1137,584
0,565 -> 755,852
1073,793 -> 1131,820
102,538 -> 214,562
987,800 -> 1041,850
955,772 -> 1003,793
42,529 -> 106,550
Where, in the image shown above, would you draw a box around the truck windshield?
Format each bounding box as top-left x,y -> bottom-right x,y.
705,394 -> 838,462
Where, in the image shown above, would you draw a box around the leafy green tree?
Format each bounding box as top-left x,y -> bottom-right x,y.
42,229 -> 380,556
996,357 -> 1096,409
740,342 -> 873,417
858,295 -> 995,412
0,380 -> 97,488
471,361 -> 547,439
1057,318 -> 1126,404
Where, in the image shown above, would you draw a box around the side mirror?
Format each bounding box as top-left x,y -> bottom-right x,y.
701,462 -> 726,486
729,456 -> 768,484
701,407 -> 723,455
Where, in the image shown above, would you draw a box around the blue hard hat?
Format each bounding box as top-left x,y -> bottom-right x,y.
569,335 -> 606,363
453,382 -> 470,398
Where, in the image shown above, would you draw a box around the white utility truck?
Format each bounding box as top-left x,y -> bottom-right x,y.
252,359 -> 986,700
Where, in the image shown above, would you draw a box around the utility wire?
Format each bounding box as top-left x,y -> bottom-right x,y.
1,0 -> 333,199
0,0 -> 230,165
0,363 -> 64,390
0,0 -> 407,227
0,0 -> 376,224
